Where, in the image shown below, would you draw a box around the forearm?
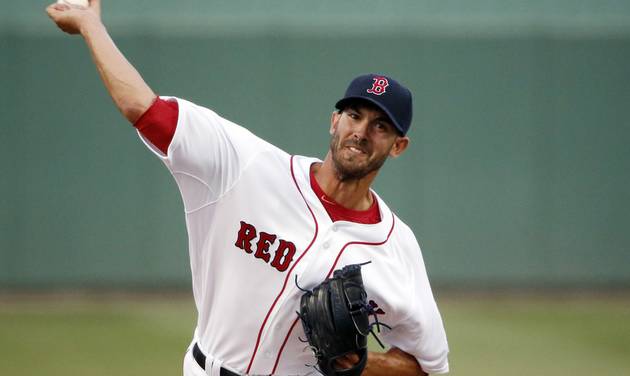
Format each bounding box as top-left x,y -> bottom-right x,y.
363,348 -> 428,376
80,19 -> 155,123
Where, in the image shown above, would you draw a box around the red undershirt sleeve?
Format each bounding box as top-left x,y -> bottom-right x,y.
133,97 -> 179,155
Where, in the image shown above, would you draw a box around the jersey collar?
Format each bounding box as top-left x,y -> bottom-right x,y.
291,155 -> 395,243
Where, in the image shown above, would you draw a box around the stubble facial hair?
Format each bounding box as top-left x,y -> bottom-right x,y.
329,131 -> 389,182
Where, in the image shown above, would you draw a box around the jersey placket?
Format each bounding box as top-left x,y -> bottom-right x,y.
252,220 -> 347,373
254,156 -> 394,374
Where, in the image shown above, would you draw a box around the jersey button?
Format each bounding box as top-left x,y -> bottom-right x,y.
323,241 -> 330,249
332,225 -> 338,232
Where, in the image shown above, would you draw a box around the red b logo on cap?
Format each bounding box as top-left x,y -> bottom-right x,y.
367,77 -> 389,96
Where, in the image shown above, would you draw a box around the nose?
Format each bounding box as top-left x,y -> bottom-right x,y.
351,118 -> 369,140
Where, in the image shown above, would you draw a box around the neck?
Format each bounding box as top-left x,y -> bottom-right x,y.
313,153 -> 378,211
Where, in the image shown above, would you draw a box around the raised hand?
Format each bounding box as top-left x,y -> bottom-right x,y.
46,0 -> 101,35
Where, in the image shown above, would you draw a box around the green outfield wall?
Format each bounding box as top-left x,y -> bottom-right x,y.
1,1 -> 629,288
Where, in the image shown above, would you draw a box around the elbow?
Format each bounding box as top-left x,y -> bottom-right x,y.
121,96 -> 157,124
122,105 -> 147,124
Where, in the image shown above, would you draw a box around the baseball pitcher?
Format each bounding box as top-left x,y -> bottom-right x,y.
46,1 -> 450,375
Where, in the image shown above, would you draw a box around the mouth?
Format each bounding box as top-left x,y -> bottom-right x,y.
342,141 -> 369,155
346,145 -> 367,154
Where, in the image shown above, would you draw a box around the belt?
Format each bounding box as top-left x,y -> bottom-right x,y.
193,342 -> 240,376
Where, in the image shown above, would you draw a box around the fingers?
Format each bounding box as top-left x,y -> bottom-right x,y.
45,2 -> 83,34
46,3 -> 69,20
46,3 -> 70,14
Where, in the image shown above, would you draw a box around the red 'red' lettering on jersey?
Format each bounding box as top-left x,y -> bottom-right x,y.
235,221 -> 257,253
234,221 -> 297,272
270,240 -> 297,272
366,77 -> 389,96
255,232 -> 277,263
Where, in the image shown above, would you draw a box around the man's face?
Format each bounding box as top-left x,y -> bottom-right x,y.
329,103 -> 408,181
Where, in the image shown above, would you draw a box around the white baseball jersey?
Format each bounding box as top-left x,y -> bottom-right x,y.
138,97 -> 449,375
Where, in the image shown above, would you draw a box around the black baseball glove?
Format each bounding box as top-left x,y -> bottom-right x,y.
297,262 -> 388,376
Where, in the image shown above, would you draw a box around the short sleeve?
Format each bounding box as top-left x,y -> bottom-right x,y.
137,96 -> 273,212
134,97 -> 178,154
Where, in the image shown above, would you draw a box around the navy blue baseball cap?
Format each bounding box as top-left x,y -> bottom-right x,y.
335,73 -> 413,136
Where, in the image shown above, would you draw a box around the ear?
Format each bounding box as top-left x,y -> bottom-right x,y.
330,111 -> 341,135
389,136 -> 410,158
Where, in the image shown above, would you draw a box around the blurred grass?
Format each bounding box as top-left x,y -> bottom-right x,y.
1,292 -> 629,375
0,294 -> 195,376
439,293 -> 630,375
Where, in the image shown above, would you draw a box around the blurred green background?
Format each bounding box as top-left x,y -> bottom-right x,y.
1,1 -> 630,375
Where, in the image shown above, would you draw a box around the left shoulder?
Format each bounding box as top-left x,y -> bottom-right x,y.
385,210 -> 422,253
370,191 -> 416,237
391,215 -> 418,242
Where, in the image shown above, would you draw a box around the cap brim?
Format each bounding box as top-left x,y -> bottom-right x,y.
335,96 -> 405,135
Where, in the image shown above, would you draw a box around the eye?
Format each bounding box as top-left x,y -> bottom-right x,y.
374,121 -> 389,131
347,111 -> 359,120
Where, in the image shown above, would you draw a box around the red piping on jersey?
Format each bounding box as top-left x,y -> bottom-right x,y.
246,155 -> 319,374
271,212 -> 396,374
271,317 -> 300,375
324,213 -> 395,278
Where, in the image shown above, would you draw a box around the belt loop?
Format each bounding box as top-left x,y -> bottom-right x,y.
204,353 -> 211,376
210,358 -> 223,376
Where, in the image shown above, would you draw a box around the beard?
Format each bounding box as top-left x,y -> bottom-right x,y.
329,132 -> 390,182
